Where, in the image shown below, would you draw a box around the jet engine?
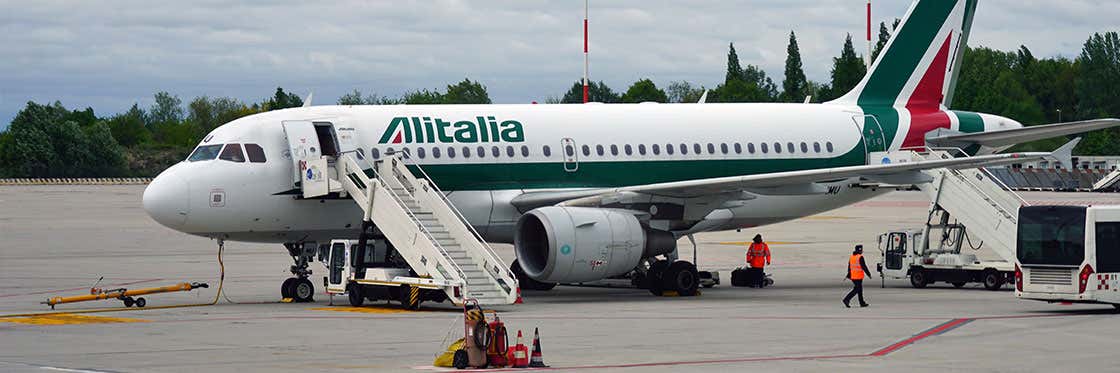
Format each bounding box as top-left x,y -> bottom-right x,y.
514,206 -> 676,283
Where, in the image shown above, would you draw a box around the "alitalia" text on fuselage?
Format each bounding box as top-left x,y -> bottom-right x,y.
379,116 -> 525,144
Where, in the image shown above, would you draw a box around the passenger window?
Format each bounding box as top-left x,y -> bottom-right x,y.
707,143 -> 715,154
401,147 -> 410,158
565,145 -> 574,157
582,145 -> 591,157
188,144 -> 223,162
543,145 -> 552,157
761,143 -> 769,153
492,146 -> 500,158
826,142 -> 834,153
733,143 -> 742,154
693,143 -> 701,154
371,148 -> 380,159
748,143 -> 755,154
638,144 -> 647,155
506,146 -> 515,157
596,145 -> 605,156
720,143 -> 729,154
652,144 -> 661,155
1097,222 -> 1120,273
521,146 -> 529,157
787,142 -> 795,153
679,144 -> 687,155
219,143 -> 246,162
462,146 -> 471,158
624,144 -> 632,155
666,144 -> 674,155
773,142 -> 781,153
418,147 -> 427,159
801,142 -> 809,153
476,146 -> 485,158
448,147 -> 457,158
610,144 -> 619,156
813,142 -> 821,153
433,147 -> 441,158
245,144 -> 266,163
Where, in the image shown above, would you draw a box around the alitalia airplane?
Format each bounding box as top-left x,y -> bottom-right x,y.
143,0 -> 1117,300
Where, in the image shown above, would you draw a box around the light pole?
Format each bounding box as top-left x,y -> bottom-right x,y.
1056,109 -> 1062,123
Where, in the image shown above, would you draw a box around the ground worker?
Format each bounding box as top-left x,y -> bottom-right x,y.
844,244 -> 872,308
746,234 -> 771,287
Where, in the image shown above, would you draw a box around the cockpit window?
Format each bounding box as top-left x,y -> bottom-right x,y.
219,143 -> 246,162
188,144 -> 223,162
245,144 -> 266,163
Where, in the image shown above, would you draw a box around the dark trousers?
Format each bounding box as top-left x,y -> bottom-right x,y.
844,279 -> 866,305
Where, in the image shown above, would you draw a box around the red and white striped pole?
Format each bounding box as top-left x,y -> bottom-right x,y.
582,0 -> 590,103
866,0 -> 873,68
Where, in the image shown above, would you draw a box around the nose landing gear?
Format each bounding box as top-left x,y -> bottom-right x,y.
282,242 -> 316,303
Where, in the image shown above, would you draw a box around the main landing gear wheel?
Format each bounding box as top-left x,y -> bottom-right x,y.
644,260 -> 671,296
287,278 -> 314,303
910,269 -> 929,289
983,270 -> 1004,291
511,259 -> 557,291
281,278 -> 297,299
663,261 -> 700,296
347,283 -> 364,307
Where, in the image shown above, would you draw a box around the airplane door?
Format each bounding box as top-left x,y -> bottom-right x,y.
561,137 -> 579,172
282,120 -> 326,196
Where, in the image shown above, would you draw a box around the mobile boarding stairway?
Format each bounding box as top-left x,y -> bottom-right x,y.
302,152 -> 519,307
869,148 -> 1026,288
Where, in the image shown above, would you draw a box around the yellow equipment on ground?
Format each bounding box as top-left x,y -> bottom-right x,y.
43,282 -> 209,309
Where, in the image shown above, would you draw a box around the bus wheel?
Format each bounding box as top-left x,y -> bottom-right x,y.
910,270 -> 928,289
983,270 -> 1004,291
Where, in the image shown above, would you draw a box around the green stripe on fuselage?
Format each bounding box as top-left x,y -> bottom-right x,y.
952,110 -> 984,134
411,146 -> 866,191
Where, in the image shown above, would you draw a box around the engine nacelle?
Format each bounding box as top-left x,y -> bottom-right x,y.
514,206 -> 676,283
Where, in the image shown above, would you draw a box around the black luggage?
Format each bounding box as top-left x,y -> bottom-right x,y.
731,267 -> 765,287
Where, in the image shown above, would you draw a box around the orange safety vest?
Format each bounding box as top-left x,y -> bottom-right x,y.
746,242 -> 770,268
849,254 -> 865,280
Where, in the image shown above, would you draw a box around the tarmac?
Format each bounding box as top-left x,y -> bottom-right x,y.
1,185 -> 1118,372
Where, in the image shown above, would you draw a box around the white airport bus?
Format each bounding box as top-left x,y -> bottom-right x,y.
1016,205 -> 1120,309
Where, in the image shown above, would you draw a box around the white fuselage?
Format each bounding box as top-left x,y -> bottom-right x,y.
142,102 -> 1015,244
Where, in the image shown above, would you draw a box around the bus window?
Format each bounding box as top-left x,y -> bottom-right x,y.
1096,222 -> 1120,273
1017,206 -> 1086,266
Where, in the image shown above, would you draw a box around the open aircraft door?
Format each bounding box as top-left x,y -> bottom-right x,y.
281,120 -> 327,198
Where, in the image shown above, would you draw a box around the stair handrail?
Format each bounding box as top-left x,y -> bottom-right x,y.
339,151 -> 468,288
387,152 -> 519,289
903,145 -> 1030,207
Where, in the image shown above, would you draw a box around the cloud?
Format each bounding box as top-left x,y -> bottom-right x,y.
1,0 -> 1115,128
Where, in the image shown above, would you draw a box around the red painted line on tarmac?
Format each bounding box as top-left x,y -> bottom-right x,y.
0,278 -> 164,298
870,318 -> 972,356
453,353 -> 869,372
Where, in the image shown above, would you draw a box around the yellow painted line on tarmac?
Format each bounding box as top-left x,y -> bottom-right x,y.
309,306 -> 427,314
0,313 -> 148,325
714,241 -> 807,246
801,215 -> 855,220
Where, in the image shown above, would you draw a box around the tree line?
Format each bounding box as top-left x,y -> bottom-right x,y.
1,28 -> 1117,177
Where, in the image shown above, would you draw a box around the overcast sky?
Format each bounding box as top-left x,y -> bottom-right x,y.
1,0 -> 1116,129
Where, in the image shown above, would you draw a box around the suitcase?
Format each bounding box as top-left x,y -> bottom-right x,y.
731,268 -> 751,287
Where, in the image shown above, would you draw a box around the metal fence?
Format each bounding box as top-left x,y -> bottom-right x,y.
0,178 -> 153,185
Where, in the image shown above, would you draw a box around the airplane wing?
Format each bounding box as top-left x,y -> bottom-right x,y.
556,151 -> 1050,201
926,118 -> 1120,148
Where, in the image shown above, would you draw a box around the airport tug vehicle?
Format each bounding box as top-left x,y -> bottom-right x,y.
1016,205 -> 1120,309
877,209 -> 1014,290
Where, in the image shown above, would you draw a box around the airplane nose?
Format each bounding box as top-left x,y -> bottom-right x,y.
143,172 -> 190,230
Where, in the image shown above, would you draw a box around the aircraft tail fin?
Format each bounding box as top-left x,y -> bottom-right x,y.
829,0 -> 978,109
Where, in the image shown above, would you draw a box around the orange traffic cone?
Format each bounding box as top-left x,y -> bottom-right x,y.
511,330 -> 529,368
514,287 -> 523,304
529,327 -> 549,367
